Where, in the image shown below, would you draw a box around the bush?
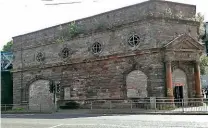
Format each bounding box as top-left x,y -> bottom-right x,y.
67,21 -> 80,39
59,101 -> 80,109
13,107 -> 24,111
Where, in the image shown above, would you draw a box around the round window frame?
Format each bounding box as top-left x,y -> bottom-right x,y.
91,42 -> 102,54
128,35 -> 140,47
36,52 -> 44,62
61,47 -> 70,59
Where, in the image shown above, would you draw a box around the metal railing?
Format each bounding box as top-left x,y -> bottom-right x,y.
61,98 -> 208,113
2,98 -> 208,114
1,103 -> 55,113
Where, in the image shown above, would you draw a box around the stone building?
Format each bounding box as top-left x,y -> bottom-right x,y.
12,0 -> 204,110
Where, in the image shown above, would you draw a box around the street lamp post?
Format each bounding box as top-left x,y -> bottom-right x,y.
53,81 -> 61,112
50,81 -> 59,112
54,82 -> 57,112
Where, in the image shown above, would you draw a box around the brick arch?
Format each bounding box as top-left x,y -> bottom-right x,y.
122,62 -> 149,99
172,68 -> 187,84
171,61 -> 189,75
25,75 -> 54,111
25,75 -> 53,102
172,68 -> 188,100
126,69 -> 148,98
25,75 -> 53,91
123,62 -> 149,79
174,62 -> 194,98
122,62 -> 148,99
28,79 -> 54,111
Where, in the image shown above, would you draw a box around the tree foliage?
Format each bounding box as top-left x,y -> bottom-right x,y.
195,12 -> 205,39
2,40 -> 13,52
195,12 -> 208,75
68,21 -> 79,38
200,55 -> 208,75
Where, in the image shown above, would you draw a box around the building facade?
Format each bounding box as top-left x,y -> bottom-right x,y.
12,0 -> 204,110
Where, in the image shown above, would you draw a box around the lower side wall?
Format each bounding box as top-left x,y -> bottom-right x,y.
13,53 -> 183,104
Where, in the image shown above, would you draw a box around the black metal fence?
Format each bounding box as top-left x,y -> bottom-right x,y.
2,98 -> 208,114
69,98 -> 208,113
1,104 -> 55,113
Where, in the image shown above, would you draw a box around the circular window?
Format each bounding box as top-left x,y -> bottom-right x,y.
61,48 -> 70,58
36,52 -> 44,62
128,35 -> 140,47
92,42 -> 102,54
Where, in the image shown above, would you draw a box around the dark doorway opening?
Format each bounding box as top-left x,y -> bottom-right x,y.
174,86 -> 183,107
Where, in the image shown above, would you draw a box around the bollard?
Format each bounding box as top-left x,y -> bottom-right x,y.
109,101 -> 112,110
27,104 -> 29,112
154,99 -> 157,113
182,100 -> 184,113
5,104 -> 6,111
130,101 -> 132,110
90,101 -> 92,110
40,104 -> 41,112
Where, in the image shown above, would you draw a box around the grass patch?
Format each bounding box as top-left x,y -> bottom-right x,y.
12,107 -> 25,112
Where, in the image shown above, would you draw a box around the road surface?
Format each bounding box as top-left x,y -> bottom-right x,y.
1,114 -> 208,128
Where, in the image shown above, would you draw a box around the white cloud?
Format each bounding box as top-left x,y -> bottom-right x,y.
0,0 -> 207,50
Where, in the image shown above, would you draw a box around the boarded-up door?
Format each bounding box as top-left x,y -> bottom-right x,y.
29,80 -> 54,111
126,70 -> 147,98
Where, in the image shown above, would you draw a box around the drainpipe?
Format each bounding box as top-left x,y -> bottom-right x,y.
20,41 -> 23,104
205,22 -> 208,56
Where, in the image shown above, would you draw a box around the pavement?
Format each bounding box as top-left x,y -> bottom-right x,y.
1,113 -> 208,128
55,108 -> 208,115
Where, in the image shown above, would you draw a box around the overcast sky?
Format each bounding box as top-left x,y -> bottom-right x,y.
0,0 -> 207,50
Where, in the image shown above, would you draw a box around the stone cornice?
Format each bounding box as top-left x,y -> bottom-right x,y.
12,48 -> 161,73
164,49 -> 202,52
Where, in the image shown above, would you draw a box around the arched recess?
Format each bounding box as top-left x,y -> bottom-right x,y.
29,79 -> 54,111
172,68 -> 188,100
25,75 -> 53,91
126,70 -> 148,98
26,75 -> 54,111
25,75 -> 53,101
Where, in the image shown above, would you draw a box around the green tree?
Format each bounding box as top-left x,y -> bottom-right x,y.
2,40 -> 13,52
195,12 -> 205,39
68,21 -> 80,38
200,55 -> 208,75
195,12 -> 208,75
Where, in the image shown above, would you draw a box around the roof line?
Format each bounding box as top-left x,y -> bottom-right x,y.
163,33 -> 204,49
12,0 -> 150,39
163,34 -> 184,48
13,0 -> 196,39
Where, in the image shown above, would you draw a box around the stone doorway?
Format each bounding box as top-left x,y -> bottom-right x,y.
174,86 -> 183,106
174,86 -> 183,99
126,70 -> 147,98
29,80 -> 54,111
172,69 -> 187,106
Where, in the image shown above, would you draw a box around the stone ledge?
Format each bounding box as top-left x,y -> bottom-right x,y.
12,48 -> 161,73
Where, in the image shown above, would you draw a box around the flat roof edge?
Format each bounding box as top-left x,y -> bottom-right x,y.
12,0 -> 196,39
